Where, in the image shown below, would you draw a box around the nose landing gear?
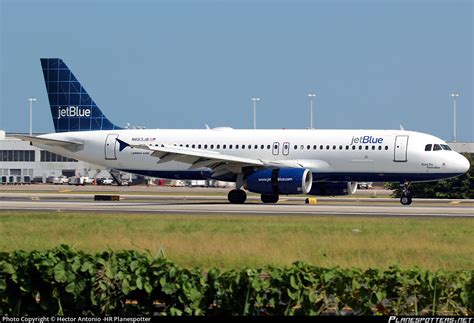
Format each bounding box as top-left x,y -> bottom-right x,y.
400,182 -> 412,206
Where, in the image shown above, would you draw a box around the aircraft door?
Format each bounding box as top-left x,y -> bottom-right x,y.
394,135 -> 409,162
105,134 -> 119,160
272,142 -> 280,155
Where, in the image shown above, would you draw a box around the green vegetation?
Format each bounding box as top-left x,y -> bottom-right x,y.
386,153 -> 474,199
1,211 -> 473,270
1,246 -> 472,316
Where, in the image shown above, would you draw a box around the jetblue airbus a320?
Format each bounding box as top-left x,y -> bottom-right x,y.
17,58 -> 470,205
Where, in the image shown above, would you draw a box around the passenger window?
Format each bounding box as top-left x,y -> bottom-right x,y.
425,144 -> 432,151
433,144 -> 442,151
198,144 -> 202,149
345,145 -> 349,150
385,146 -> 388,150
339,145 -> 343,150
236,145 -> 239,149
254,145 -> 258,149
365,146 -> 369,150
223,145 -> 226,149
186,144 -> 189,148
307,145 -> 310,150
260,145 -> 264,149
371,145 -> 375,150
300,145 -> 304,150
229,145 -> 233,149
242,145 -> 245,149
320,145 -> 323,150
352,145 -> 356,150
313,145 -> 317,150
378,146 -> 382,150
210,145 -> 214,149
333,145 -> 336,150
267,145 -> 271,149
359,145 -> 362,150
294,145 -> 297,150
326,145 -> 330,150
204,145 -> 208,149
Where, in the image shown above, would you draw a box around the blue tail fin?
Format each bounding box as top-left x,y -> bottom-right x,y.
40,58 -> 121,132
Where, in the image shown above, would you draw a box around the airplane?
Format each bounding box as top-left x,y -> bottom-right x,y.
16,58 -> 470,205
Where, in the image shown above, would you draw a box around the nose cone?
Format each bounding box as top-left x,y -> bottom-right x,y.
456,154 -> 471,174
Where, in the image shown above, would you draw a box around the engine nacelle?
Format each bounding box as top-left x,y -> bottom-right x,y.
245,168 -> 313,195
308,182 -> 358,196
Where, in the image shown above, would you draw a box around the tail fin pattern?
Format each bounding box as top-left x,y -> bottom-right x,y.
40,58 -> 121,132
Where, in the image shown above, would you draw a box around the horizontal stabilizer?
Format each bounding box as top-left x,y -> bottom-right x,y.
14,135 -> 83,152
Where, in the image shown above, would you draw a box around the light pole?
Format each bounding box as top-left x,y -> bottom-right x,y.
28,98 -> 37,136
308,93 -> 316,129
251,97 -> 260,129
450,93 -> 459,143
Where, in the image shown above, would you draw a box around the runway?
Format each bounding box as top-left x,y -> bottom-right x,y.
0,191 -> 473,218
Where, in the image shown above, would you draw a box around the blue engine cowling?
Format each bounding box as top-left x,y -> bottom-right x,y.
245,168 -> 313,195
308,182 -> 358,196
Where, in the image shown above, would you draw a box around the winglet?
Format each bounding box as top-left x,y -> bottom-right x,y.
116,138 -> 130,151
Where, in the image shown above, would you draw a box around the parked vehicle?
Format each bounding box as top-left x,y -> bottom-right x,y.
53,176 -> 69,184
358,182 -> 373,189
68,176 -> 92,186
96,178 -> 114,185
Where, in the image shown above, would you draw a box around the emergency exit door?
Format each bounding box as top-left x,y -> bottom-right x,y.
394,135 -> 409,162
105,134 -> 119,160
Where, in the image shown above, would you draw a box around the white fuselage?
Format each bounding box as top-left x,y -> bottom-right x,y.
34,128 -> 469,183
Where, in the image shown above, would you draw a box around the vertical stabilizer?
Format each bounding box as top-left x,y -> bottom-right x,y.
40,58 -> 121,132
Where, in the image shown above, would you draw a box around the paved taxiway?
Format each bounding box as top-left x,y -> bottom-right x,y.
0,191 -> 473,218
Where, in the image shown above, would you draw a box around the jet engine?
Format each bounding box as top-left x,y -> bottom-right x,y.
245,168 -> 313,195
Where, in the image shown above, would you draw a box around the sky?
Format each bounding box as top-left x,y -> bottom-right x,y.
0,0 -> 472,142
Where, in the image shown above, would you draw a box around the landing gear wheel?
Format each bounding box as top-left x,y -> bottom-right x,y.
399,181 -> 413,206
400,195 -> 412,206
228,189 -> 247,204
261,194 -> 279,204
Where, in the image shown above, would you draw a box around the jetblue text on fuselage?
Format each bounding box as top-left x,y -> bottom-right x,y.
350,135 -> 383,145
57,106 -> 91,119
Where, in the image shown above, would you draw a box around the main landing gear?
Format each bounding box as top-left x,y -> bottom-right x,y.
261,194 -> 279,204
400,182 -> 412,206
228,189 -> 247,204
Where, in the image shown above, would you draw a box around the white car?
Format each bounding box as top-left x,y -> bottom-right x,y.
358,182 -> 373,189
101,178 -> 114,185
52,176 -> 69,184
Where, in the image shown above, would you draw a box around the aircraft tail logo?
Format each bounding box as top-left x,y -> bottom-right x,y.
40,58 -> 121,133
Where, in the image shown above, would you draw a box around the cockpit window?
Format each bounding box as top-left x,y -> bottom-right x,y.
425,144 -> 432,151
441,144 -> 452,151
433,144 -> 442,151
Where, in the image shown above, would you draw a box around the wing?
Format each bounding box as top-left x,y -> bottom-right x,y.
117,139 -> 305,178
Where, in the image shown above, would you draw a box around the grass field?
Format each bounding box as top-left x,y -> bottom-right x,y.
1,210 -> 473,270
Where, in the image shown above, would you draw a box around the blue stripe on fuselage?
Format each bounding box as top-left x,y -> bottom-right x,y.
119,169 -> 464,183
